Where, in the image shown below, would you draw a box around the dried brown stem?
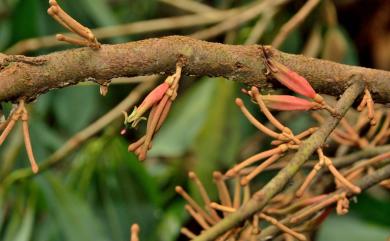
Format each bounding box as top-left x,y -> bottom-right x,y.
189,172 -> 221,221
259,213 -> 306,241
272,0 -> 320,48
175,186 -> 216,225
213,172 -> 233,211
241,154 -> 281,186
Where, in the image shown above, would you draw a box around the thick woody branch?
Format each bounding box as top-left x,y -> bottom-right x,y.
193,79 -> 364,241
0,36 -> 389,103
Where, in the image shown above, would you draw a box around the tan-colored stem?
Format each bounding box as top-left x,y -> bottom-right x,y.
2,36 -> 390,103
240,154 -> 281,186
233,177 -> 241,209
252,87 -> 289,133
181,228 -> 197,239
139,95 -> 169,160
210,203 -> 236,213
259,213 -> 306,241
22,116 -> 39,174
296,157 -> 324,197
370,112 -> 390,146
235,98 -> 287,141
128,136 -> 146,152
185,205 -> 211,230
189,172 -> 221,222
0,117 -> 17,145
213,172 -> 233,212
366,110 -> 383,138
175,186 -> 216,225
48,1 -> 96,43
226,145 -> 288,177
272,127 -> 318,146
364,88 -> 375,121
290,193 -> 341,223
323,156 -> 361,194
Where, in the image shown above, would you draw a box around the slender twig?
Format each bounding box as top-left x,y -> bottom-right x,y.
190,0 -> 289,40
245,8 -> 277,45
159,0 -> 217,13
272,0 -> 321,48
48,0 -> 100,49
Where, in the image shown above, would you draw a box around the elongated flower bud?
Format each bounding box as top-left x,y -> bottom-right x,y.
266,59 -> 316,99
125,82 -> 170,127
262,95 -> 321,111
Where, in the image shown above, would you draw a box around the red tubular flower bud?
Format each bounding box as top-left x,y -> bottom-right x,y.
125,82 -> 170,127
138,82 -> 170,113
267,59 -> 317,99
262,95 -> 320,111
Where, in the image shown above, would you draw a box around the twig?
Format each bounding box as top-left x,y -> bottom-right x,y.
244,8 -> 277,45
0,99 -> 38,173
193,77 -> 364,241
272,0 -> 321,48
190,0 -> 289,40
48,0 -> 100,49
332,145 -> 390,168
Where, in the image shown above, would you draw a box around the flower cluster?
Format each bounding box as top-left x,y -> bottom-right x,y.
123,65 -> 182,160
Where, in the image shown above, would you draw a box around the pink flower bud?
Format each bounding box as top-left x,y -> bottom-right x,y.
261,95 -> 320,111
267,59 -> 316,99
125,82 -> 170,127
138,82 -> 170,113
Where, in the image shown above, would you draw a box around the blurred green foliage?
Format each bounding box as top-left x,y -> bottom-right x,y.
0,0 -> 389,241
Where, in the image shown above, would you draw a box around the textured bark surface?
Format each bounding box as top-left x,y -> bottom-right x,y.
1,36 -> 390,103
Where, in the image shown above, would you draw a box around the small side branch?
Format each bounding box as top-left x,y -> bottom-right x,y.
193,76 -> 364,241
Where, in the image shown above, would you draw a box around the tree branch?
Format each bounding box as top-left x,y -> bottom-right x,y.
1,36 -> 389,103
193,78 -> 364,241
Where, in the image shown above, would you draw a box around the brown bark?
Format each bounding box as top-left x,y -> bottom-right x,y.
1,36 -> 390,103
